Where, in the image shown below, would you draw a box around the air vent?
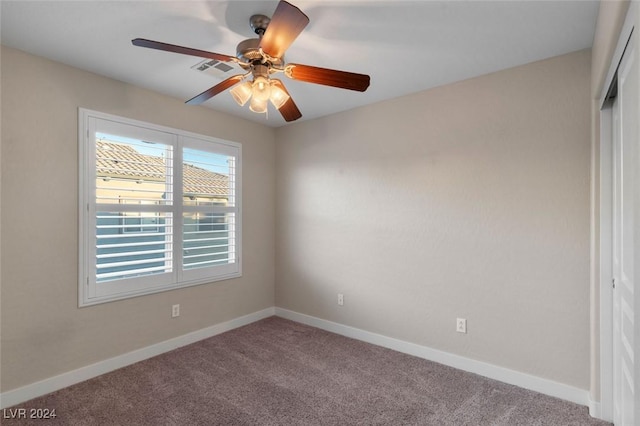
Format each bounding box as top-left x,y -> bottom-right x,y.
191,59 -> 236,79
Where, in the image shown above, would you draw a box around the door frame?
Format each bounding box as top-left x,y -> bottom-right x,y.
598,2 -> 637,422
599,100 -> 614,421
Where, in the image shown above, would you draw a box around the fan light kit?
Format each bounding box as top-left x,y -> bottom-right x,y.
132,0 -> 370,122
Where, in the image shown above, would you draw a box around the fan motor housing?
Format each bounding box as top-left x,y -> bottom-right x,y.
236,38 -> 284,68
236,13 -> 285,68
236,39 -> 262,62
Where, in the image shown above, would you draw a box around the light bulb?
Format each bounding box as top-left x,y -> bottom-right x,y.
269,83 -> 290,109
252,76 -> 271,102
230,81 -> 252,106
249,96 -> 268,114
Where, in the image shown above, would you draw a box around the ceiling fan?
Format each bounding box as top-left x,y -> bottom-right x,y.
132,0 -> 370,122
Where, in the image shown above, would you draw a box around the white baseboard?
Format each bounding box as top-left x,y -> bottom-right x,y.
588,399 -> 602,419
275,308 -> 591,408
1,306 -> 597,418
0,307 -> 275,409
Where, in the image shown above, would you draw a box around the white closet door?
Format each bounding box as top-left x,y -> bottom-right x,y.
612,28 -> 637,426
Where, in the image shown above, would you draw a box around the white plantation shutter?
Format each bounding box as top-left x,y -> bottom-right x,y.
94,134 -> 174,285
79,110 -> 241,306
180,137 -> 239,282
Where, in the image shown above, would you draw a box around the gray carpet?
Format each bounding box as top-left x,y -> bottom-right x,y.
5,316 -> 609,425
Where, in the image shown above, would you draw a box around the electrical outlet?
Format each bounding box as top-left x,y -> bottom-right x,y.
456,318 -> 467,333
172,304 -> 180,318
338,293 -> 344,306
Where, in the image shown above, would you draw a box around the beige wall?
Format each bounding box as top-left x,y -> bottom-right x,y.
0,46 -> 276,391
0,39 -> 602,397
275,50 -> 592,389
589,0 -> 630,402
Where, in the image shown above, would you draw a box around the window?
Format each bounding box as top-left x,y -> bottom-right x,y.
79,109 -> 241,306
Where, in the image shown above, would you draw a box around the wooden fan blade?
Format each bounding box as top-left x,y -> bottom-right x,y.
272,79 -> 302,122
132,38 -> 237,63
286,64 -> 370,92
186,75 -> 244,105
259,1 -> 309,59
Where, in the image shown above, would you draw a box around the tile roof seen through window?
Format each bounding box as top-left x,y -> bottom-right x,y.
96,141 -> 229,197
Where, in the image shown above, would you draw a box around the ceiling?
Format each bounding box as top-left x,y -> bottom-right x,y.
1,1 -> 599,128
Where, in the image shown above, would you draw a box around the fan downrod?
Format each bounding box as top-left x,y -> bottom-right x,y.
250,14 -> 270,36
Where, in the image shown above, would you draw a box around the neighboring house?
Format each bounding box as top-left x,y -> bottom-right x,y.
96,140 -> 229,205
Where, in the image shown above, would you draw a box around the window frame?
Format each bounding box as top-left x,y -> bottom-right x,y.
79,108 -> 242,306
